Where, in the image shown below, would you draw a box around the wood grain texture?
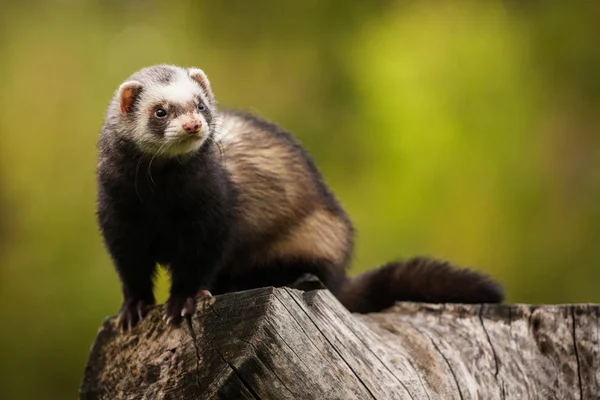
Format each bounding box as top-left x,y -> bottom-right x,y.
80,287 -> 599,399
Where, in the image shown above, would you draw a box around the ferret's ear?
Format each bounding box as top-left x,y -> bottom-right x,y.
118,80 -> 143,115
188,68 -> 215,105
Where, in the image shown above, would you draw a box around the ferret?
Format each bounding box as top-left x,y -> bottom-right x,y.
96,64 -> 504,330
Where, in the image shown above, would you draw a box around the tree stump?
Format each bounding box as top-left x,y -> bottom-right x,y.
79,286 -> 599,399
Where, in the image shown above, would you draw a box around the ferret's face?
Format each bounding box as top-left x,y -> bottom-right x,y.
114,66 -> 216,157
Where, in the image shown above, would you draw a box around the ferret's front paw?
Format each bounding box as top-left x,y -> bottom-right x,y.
164,290 -> 213,325
164,295 -> 196,325
117,298 -> 153,332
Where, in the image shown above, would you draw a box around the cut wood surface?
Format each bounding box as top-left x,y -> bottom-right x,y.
79,287 -> 599,399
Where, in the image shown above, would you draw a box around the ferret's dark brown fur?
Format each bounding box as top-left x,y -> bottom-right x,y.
97,65 -> 503,330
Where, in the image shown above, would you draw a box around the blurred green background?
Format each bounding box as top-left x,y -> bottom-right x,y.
0,0 -> 599,398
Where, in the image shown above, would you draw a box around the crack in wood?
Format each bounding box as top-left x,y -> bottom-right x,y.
273,293 -> 340,371
527,306 -> 537,332
413,365 -> 432,400
571,307 -> 584,400
215,349 -> 261,400
286,289 -> 378,399
185,317 -> 203,391
416,326 -> 465,400
400,319 -> 453,399
186,304 -> 265,399
265,320 -> 310,370
430,338 -> 464,400
238,337 -> 296,397
479,305 -> 500,378
326,303 -> 416,400
371,320 -> 432,400
208,303 -> 221,318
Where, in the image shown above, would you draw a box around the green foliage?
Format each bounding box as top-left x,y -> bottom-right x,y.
0,1 -> 598,398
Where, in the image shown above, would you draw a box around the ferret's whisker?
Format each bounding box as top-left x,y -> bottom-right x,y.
134,155 -> 145,202
148,141 -> 169,188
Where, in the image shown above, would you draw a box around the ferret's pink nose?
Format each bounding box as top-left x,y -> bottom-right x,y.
182,119 -> 201,134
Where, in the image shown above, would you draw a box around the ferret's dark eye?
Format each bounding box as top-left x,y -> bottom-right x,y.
198,102 -> 205,111
155,108 -> 167,118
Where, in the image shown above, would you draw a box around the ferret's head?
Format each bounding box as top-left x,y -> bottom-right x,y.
107,64 -> 217,157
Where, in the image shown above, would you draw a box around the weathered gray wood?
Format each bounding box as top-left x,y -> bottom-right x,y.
80,287 -> 599,399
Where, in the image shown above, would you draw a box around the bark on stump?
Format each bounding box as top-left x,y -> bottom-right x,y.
79,286 -> 599,399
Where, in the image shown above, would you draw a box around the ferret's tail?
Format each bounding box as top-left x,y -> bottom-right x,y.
335,257 -> 504,313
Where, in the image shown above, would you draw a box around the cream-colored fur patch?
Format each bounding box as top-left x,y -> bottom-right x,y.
214,114 -> 321,238
266,208 -> 349,265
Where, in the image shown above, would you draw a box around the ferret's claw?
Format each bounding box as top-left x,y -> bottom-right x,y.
117,298 -> 152,332
196,289 -> 212,298
165,295 -> 197,325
